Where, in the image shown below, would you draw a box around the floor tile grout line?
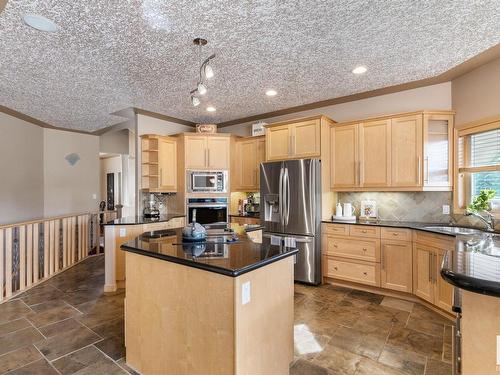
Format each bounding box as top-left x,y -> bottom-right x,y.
77,319 -> 104,340
45,341 -> 100,363
93,344 -> 128,373
32,344 -> 63,375
0,318 -> 34,339
25,316 -> 49,340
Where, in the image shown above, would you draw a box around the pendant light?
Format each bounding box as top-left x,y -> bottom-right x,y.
189,38 -> 216,106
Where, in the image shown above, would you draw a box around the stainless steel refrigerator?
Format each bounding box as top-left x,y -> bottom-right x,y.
260,158 -> 321,285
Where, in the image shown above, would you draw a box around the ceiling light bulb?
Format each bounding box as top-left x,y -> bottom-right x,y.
191,96 -> 200,107
352,66 -> 367,75
23,14 -> 59,32
197,82 -> 207,95
206,106 -> 216,112
204,63 -> 214,79
266,89 -> 277,96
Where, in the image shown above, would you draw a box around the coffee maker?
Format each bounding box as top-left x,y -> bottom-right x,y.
143,194 -> 160,218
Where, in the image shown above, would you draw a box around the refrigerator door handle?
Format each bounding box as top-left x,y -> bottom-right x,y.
279,166 -> 284,226
285,167 -> 290,226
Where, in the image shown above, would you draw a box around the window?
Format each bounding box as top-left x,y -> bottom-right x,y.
455,122 -> 500,212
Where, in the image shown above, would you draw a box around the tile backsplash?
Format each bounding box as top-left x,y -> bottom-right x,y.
337,192 -> 453,223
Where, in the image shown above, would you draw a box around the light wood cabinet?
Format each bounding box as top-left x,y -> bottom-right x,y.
381,240 -> 412,293
266,119 -> 321,161
141,135 -> 177,192
330,110 -> 454,191
184,135 -> 230,170
331,124 -> 358,189
158,137 -> 177,191
322,223 -> 454,313
391,115 -> 422,187
359,119 -> 391,187
230,216 -> 260,225
233,136 -> 265,191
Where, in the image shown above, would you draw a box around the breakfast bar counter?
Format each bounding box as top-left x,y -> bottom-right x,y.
121,225 -> 297,375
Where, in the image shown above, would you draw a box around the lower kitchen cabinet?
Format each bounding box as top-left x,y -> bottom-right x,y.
380,240 -> 412,293
324,256 -> 380,287
322,223 -> 455,314
230,216 -> 260,225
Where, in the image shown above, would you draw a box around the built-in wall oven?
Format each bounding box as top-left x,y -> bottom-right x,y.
187,170 -> 228,193
187,198 -> 228,225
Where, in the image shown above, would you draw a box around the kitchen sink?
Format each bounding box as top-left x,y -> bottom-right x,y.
422,226 -> 485,236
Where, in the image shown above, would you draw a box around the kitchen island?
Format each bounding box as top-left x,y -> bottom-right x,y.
441,233 -> 500,375
121,225 -> 297,375
103,214 -> 185,292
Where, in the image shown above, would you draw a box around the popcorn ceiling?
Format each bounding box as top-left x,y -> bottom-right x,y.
1,1 -> 499,131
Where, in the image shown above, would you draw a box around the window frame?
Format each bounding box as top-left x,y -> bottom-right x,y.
453,116 -> 500,214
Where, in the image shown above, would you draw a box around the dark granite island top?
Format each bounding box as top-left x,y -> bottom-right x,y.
441,234 -> 500,297
104,213 -> 185,226
121,226 -> 298,277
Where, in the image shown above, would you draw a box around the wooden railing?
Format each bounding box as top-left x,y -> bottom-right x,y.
0,212 -> 99,303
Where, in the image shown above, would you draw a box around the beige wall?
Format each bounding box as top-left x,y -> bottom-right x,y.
43,128 -> 100,217
452,56 -> 500,126
137,114 -> 194,136
100,129 -> 130,154
220,82 -> 452,135
0,112 -> 44,224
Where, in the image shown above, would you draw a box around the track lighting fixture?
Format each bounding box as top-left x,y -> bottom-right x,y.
190,38 -> 216,107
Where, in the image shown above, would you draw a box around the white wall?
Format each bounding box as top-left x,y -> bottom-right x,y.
43,128 -> 100,217
220,82 -> 452,135
100,129 -> 130,154
0,112 -> 44,224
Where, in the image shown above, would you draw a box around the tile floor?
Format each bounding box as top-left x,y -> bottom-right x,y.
0,255 -> 453,374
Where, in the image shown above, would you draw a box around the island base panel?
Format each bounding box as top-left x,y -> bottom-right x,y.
125,252 -> 294,375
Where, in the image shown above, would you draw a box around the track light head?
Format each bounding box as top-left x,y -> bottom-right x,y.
197,82 -> 207,95
191,96 -> 200,107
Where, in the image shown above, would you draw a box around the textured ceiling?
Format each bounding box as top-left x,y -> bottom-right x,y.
1,1 -> 500,131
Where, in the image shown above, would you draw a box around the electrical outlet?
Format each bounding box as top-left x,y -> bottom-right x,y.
241,281 -> 251,305
119,228 -> 127,237
442,205 -> 450,215
92,194 -> 97,200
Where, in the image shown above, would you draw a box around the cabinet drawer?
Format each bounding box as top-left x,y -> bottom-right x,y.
381,227 -> 411,242
324,257 -> 380,287
323,223 -> 349,236
413,230 -> 455,250
323,236 -> 379,262
349,225 -> 380,238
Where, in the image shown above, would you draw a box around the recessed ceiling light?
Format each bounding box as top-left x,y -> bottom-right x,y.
23,14 -> 59,32
352,66 -> 367,75
266,89 -> 277,96
206,106 -> 216,112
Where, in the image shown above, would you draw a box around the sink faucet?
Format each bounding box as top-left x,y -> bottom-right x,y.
465,210 -> 495,232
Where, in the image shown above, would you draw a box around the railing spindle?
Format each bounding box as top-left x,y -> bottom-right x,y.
26,224 -> 33,287
43,222 -> 49,278
0,229 -> 4,302
33,224 -> 39,283
5,228 -> 12,298
19,226 -> 26,291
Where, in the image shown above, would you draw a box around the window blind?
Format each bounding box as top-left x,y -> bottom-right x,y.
471,129 -> 500,167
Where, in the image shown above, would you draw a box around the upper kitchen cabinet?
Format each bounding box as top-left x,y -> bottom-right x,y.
391,115 -> 423,187
265,116 -> 334,161
184,134 -> 230,170
359,119 -> 391,188
423,113 -> 453,189
233,136 -> 265,191
330,110 -> 454,191
141,135 -> 177,192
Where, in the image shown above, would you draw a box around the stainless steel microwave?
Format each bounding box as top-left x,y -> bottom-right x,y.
187,170 -> 228,193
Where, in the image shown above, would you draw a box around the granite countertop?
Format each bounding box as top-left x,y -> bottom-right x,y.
229,213 -> 260,218
321,218 -> 497,237
104,213 -> 185,226
121,225 -> 297,277
441,234 -> 500,298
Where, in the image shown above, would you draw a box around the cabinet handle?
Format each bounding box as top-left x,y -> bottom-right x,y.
363,272 -> 368,276
362,247 -> 367,251
207,149 -> 210,167
417,156 -> 421,184
292,135 -> 296,154
361,230 -> 367,233
359,161 -> 363,185
289,136 -> 292,155
434,254 -> 438,283
333,244 -> 338,248
428,254 -> 432,282
334,266 -> 338,271
381,248 -> 384,270
159,168 -> 162,187
424,157 -> 430,183
392,232 -> 399,236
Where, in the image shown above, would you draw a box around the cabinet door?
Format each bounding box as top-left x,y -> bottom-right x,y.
381,241 -> 412,293
207,137 -> 230,169
291,120 -> 321,158
412,244 -> 434,303
235,140 -> 257,190
391,115 -> 422,187
158,137 -> 177,191
435,248 -> 453,312
423,114 -> 453,188
331,124 -> 358,189
266,125 -> 291,161
184,136 -> 207,169
359,119 -> 391,187
256,138 -> 266,188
